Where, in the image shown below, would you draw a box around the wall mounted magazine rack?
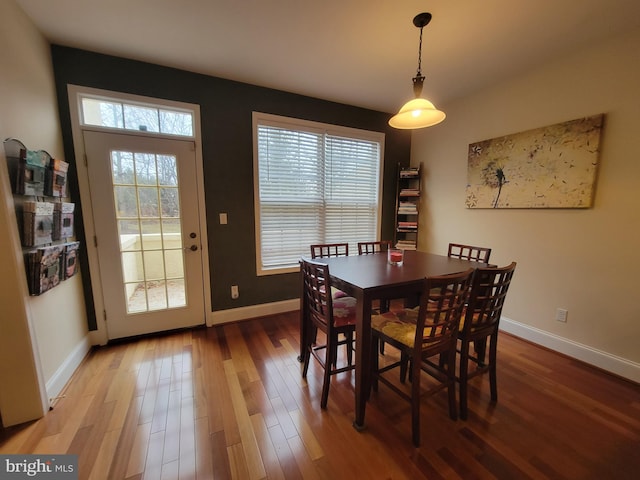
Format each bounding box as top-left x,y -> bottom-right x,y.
4,138 -> 80,295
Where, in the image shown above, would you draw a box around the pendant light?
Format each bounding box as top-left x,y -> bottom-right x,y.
389,12 -> 446,129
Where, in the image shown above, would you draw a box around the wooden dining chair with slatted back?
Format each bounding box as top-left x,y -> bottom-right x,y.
310,243 -> 350,298
310,243 -> 349,259
370,268 -> 474,447
457,262 -> 516,420
301,257 -> 357,409
357,240 -> 392,255
358,240 -> 393,353
447,243 -> 492,264
447,242 -> 493,362
309,243 -> 352,361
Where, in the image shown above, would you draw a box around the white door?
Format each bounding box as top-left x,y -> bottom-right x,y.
83,130 -> 205,339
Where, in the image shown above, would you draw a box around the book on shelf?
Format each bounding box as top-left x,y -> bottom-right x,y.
399,167 -> 420,178
399,188 -> 420,196
398,221 -> 418,228
395,240 -> 417,250
398,202 -> 418,214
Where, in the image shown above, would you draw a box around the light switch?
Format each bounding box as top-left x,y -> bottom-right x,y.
219,213 -> 228,225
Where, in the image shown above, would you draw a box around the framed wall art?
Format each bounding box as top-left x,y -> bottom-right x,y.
465,114 -> 604,208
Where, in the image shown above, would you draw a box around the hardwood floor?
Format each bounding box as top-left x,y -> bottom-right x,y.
1,310 -> 639,479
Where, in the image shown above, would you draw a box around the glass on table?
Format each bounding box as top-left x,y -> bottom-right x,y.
388,248 -> 404,266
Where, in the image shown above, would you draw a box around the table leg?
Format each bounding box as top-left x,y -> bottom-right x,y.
353,292 -> 372,430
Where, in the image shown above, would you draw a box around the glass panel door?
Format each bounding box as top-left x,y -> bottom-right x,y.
83,131 -> 205,339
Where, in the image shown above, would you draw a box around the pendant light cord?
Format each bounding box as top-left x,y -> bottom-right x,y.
416,26 -> 423,76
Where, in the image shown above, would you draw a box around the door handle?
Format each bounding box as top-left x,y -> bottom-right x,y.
184,244 -> 198,252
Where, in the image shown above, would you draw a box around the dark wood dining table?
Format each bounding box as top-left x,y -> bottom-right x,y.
298,250 -> 487,431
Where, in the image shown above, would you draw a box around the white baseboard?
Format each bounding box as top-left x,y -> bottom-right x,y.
208,299 -> 299,326
45,334 -> 92,406
500,316 -> 640,384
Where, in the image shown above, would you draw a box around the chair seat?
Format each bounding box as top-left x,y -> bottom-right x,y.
332,296 -> 357,327
318,285 -> 349,299
331,286 -> 349,299
372,308 -> 432,348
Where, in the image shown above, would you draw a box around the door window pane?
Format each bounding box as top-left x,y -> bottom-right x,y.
109,149 -> 187,314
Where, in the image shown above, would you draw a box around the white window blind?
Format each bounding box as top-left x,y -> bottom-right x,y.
254,113 -> 383,275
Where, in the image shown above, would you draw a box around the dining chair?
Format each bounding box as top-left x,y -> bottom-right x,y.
301,257 -> 357,409
447,242 -> 493,362
447,242 -> 492,264
310,242 -> 350,300
457,262 -> 516,420
358,240 -> 393,353
310,243 -> 349,259
307,243 -> 351,369
358,239 -> 392,309
370,268 -> 474,447
357,240 -> 392,255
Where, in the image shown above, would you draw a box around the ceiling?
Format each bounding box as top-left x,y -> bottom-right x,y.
15,0 -> 640,114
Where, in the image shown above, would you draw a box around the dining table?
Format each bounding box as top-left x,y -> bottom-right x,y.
298,250 -> 487,431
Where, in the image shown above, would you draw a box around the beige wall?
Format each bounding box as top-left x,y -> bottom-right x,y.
412,27 -> 640,378
0,0 -> 89,425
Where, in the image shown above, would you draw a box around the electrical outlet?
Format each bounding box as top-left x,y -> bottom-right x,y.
555,308 -> 568,322
231,285 -> 239,299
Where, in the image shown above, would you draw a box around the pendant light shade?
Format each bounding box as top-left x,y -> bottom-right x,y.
388,97 -> 446,129
389,12 -> 445,129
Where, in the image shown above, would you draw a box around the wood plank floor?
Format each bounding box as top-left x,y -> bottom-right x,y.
1,310 -> 639,479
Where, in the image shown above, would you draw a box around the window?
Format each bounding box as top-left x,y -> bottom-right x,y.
79,95 -> 194,137
253,112 -> 384,275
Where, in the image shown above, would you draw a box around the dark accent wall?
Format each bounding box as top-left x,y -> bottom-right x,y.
51,46 -> 411,329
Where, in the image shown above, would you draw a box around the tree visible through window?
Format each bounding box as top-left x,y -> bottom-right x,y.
253,113 -> 384,275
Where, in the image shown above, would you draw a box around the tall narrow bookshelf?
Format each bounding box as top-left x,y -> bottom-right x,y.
394,163 -> 421,250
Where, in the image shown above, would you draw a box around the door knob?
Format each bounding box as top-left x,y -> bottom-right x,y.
184,244 -> 198,252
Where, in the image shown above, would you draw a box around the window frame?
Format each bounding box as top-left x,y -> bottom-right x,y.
252,112 -> 385,276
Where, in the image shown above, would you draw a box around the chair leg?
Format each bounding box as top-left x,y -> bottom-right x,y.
410,356 -> 421,447
302,347 -> 311,379
459,340 -> 470,420
346,331 -> 354,366
302,324 -> 314,379
489,334 -> 498,402
380,299 -> 390,313
446,349 -> 458,421
321,334 -> 335,409
378,300 -> 388,355
474,339 -> 487,366
370,335 -> 380,395
400,351 -> 409,383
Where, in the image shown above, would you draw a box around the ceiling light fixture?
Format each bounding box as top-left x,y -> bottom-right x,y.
389,12 -> 446,129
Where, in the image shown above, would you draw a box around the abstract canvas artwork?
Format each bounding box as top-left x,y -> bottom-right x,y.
466,114 -> 604,208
